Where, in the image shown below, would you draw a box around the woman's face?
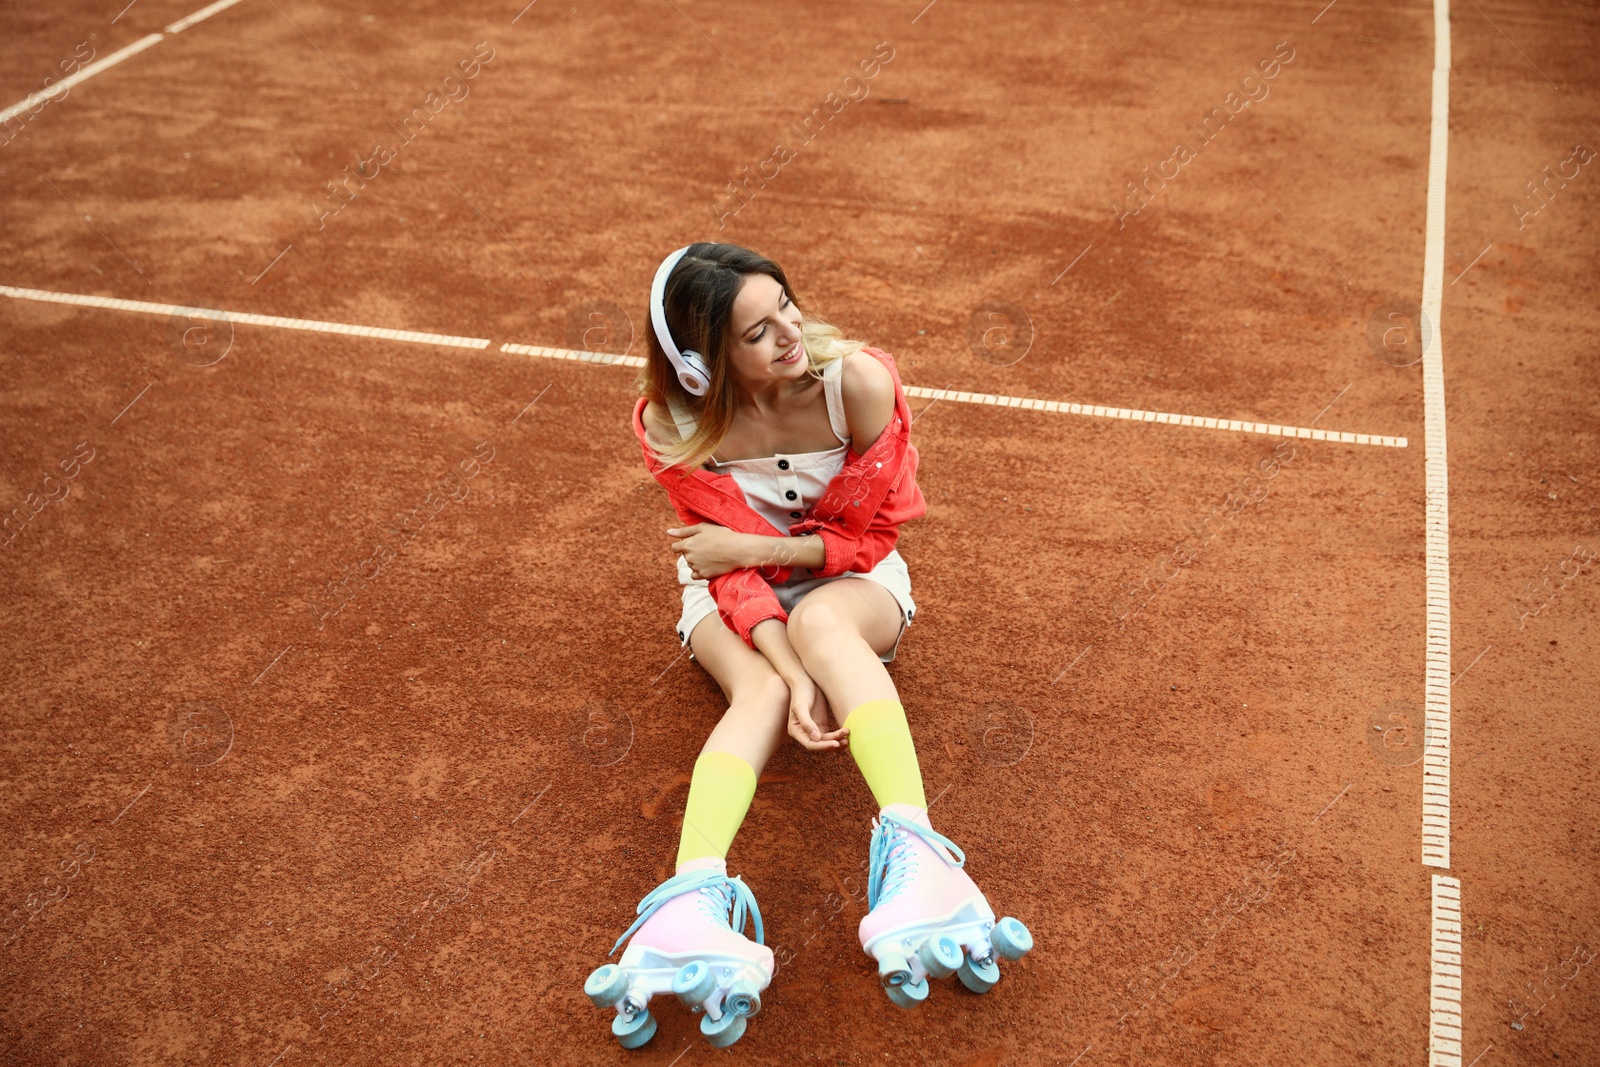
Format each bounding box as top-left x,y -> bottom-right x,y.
723,272 -> 805,387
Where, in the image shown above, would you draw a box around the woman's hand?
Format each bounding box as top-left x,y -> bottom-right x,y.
784,672 -> 849,753
667,523 -> 753,580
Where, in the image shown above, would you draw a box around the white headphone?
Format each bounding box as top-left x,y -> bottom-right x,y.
649,245 -> 714,396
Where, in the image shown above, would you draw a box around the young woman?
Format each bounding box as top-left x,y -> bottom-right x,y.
583,242 -> 1032,1050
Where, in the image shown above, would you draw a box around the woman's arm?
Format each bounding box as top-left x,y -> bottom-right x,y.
750,618 -> 848,751
747,533 -> 824,574
787,348 -> 925,578
669,526 -> 825,578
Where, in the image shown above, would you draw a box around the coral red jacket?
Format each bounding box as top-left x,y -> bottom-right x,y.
631,346 -> 927,649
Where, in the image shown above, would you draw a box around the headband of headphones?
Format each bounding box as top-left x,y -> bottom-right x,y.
649,245 -> 713,397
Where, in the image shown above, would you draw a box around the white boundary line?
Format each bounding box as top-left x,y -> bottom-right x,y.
164,0 -> 249,34
0,285 -> 490,349
0,0 -> 247,127
1430,875 -> 1464,1066
901,384 -> 1406,446
1420,0 -> 1453,873
1419,2 -> 1459,1063
0,284 -> 1409,444
500,341 -> 647,367
504,344 -> 1408,446
0,34 -> 165,126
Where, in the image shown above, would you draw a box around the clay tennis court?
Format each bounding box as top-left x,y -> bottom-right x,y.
2,0 -> 1596,1063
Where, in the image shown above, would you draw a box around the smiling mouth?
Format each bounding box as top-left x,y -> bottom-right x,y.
774,342 -> 801,364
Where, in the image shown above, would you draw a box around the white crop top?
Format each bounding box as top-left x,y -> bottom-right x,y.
667,356 -> 851,534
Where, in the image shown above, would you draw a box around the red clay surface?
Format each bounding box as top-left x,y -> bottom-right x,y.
1,1 -> 1597,1064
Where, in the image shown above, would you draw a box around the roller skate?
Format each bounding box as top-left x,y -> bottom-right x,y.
857,804 -> 1033,1008
584,856 -> 774,1049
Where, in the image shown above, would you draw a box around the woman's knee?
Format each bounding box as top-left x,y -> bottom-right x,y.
728,669 -> 790,718
787,597 -> 854,656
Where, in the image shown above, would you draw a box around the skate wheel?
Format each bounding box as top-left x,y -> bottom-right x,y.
672,960 -> 717,1008
884,975 -> 930,1010
585,964 -> 629,1009
726,977 -> 763,1018
700,1009 -> 748,1048
877,947 -> 912,988
612,1009 -> 657,1049
957,953 -> 1001,994
991,917 -> 1033,961
918,935 -> 963,980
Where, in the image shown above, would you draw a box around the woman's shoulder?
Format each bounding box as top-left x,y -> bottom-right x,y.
838,349 -> 897,450
839,348 -> 896,400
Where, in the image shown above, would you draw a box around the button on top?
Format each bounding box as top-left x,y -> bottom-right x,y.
785,489 -> 798,500
777,459 -> 790,470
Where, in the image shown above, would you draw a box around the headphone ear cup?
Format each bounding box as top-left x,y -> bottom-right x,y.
681,349 -> 710,392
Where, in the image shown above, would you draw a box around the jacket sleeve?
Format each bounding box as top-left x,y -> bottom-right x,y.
786,350 -> 924,578
803,512 -> 905,578
664,489 -> 792,649
634,399 -> 795,649
706,569 -> 789,649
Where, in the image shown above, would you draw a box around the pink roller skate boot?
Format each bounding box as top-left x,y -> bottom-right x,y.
857,804 -> 1033,1008
584,856 -> 774,1049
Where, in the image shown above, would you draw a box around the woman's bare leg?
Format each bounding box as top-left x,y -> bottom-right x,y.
685,612 -> 792,776
784,578 -> 905,714
786,579 -> 925,813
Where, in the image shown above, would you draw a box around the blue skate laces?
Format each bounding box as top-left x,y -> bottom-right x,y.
608,868 -> 765,957
866,811 -> 966,911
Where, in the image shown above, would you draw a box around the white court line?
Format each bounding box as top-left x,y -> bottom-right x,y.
500,342 -> 1408,444
1419,0 -> 1454,874
164,0 -> 248,34
1420,2 -> 1459,1064
0,285 -> 490,349
900,384 -> 1407,447
0,0 -> 248,127
500,341 -> 646,367
501,346 -> 1407,446
1430,875 -> 1464,1066
0,285 -> 1408,445
0,34 -> 164,126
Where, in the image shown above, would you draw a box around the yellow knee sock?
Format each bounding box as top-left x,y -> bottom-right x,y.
675,750 -> 759,869
843,698 -> 927,810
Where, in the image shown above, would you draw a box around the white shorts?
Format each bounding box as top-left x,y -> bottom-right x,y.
675,549 -> 917,663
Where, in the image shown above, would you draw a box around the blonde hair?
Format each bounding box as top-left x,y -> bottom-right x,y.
635,242 -> 867,471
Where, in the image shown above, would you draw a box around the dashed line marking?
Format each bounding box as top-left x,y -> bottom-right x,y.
1419,0 -> 1453,873
0,34 -> 165,125
1430,875 -> 1464,1066
511,783 -> 552,826
110,782 -> 152,826
110,382 -> 153,425
510,382 -> 553,426
0,286 -> 491,349
252,644 -> 294,686
1,285 -> 1408,447
900,385 -> 1406,446
165,0 -> 249,33
1050,241 -> 1094,284
1451,644 -> 1490,686
1311,782 -> 1351,824
1049,644 -> 1092,686
251,244 -> 293,285
1451,243 -> 1493,285
0,0 -> 249,127
500,341 -> 644,367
